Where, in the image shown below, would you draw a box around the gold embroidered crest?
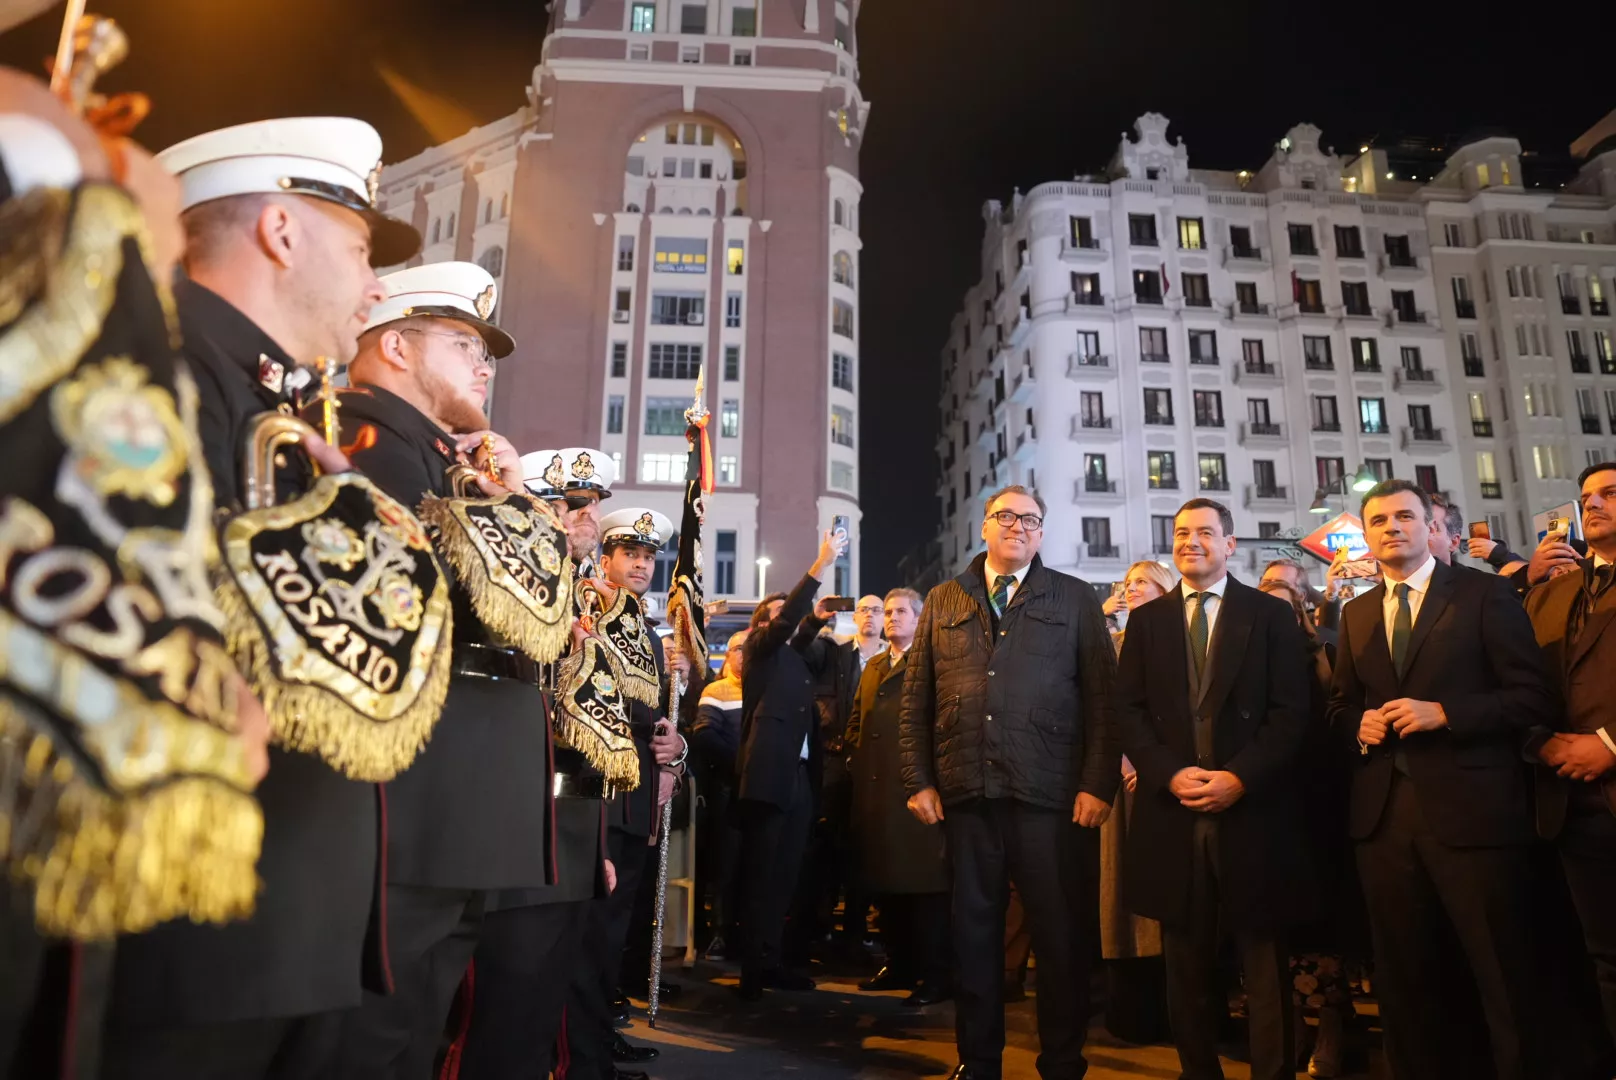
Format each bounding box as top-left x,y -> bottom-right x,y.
634,512 -> 655,538
474,284 -> 496,320
50,357 -> 189,507
572,452 -> 596,481
542,453 -> 565,490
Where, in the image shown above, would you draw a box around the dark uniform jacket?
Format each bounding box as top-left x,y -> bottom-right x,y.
333,382 -> 553,890
1328,560 -> 1552,848
110,280 -> 383,1026
738,574 -> 826,807
847,649 -> 948,895
1523,561 -> 1616,835
899,553 -> 1120,812
1117,577 -> 1312,931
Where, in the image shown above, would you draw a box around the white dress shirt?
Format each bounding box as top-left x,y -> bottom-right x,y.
1381,554 -> 1437,652
887,643 -> 909,668
984,561 -> 1032,610
1180,574 -> 1229,642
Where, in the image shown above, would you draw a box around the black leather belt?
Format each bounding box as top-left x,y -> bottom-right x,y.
553,773 -> 613,799
452,642 -> 541,687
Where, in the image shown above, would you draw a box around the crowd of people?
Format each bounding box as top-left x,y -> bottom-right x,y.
6,25 -> 1616,1080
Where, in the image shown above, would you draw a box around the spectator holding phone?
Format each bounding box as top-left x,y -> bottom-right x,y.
734,527 -> 849,999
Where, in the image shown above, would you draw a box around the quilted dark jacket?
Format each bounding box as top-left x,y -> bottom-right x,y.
898,553 -> 1121,811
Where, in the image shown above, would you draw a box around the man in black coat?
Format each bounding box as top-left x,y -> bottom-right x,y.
734,527 -> 849,999
899,485 -> 1119,1080
1118,499 -> 1310,1080
1330,479 -> 1555,1080
320,263 -> 559,1079
103,118 -> 419,1079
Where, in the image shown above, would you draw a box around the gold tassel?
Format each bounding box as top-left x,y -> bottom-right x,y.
0,696 -> 262,941
216,575 -> 453,783
418,495 -> 574,665
594,585 -> 661,709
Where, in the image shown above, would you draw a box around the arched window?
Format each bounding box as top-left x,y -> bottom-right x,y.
832,250 -> 854,287
430,219 -> 441,244
833,198 -> 845,227
478,246 -> 504,278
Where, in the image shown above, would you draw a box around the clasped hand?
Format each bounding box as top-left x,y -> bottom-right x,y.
1358,699 -> 1446,747
1168,767 -> 1245,813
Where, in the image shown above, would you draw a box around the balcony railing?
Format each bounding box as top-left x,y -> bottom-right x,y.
1361,422 -> 1389,435
1305,358 -> 1335,371
1400,368 -> 1436,382
1593,299 -> 1611,316
1563,297 -> 1583,315
1242,361 -> 1278,377
1134,293 -> 1166,306
1572,356 -> 1592,374
1247,422 -> 1281,437
1147,477 -> 1180,490
1354,362 -> 1383,374
1405,426 -> 1444,444
1085,544 -> 1121,559
1455,299 -> 1476,319
1229,245 -> 1263,261
1067,291 -> 1105,306
1343,304 -> 1374,318
1199,477 -> 1231,492
1472,418 -> 1494,437
1291,242 -> 1320,257
1480,480 -> 1503,499
1583,416 -> 1603,435
1246,484 -> 1289,505
1382,252 -> 1418,270
1189,353 -> 1220,366
1083,478 -> 1118,494
1298,301 -> 1327,315
1194,416 -> 1226,428
1394,308 -> 1428,324
1068,237 -> 1101,251
1140,351 -> 1170,364
1144,414 -> 1175,426
1184,295 -> 1213,309
1131,236 -> 1160,248
1463,357 -> 1484,377
1233,301 -> 1272,316
1080,416 -> 1114,430
1314,421 -> 1342,433
1066,353 -> 1112,375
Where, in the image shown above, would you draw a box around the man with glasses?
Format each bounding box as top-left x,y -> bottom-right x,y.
318,261 -> 550,1077
899,485 -> 1120,1080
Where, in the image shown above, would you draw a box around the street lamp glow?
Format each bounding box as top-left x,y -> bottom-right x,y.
755,556 -> 772,598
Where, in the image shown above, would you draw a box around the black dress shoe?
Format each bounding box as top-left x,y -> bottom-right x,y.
612,1032 -> 660,1063
946,1066 -> 997,1080
858,966 -> 916,993
762,968 -> 815,992
610,992 -> 630,1025
904,982 -> 953,1007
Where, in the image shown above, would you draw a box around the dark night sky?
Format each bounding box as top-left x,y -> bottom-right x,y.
5,1 -> 1608,585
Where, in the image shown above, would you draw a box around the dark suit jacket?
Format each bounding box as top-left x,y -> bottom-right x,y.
1117,576 -> 1312,930
1524,563 -> 1616,835
738,574 -> 825,808
1328,560 -> 1552,848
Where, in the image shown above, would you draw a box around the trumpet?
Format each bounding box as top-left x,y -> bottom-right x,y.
242,412 -> 320,511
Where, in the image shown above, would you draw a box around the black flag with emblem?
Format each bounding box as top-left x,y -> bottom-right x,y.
665,386 -> 711,681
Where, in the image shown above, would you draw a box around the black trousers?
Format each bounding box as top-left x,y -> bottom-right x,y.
879,892 -> 951,987
736,763 -> 815,982
1560,811 -> 1616,1058
1161,820 -> 1292,1080
457,900 -> 588,1080
1356,774 -> 1547,1080
2,887 -> 112,1080
331,886 -> 485,1079
945,797 -> 1097,1080
597,827 -> 652,1000
693,777 -> 741,949
104,1012 -> 346,1080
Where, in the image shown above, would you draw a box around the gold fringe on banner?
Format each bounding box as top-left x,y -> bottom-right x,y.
216,573 -> 453,783
552,640 -> 641,788
418,494 -> 574,666
593,584 -> 662,709
0,696 -> 262,941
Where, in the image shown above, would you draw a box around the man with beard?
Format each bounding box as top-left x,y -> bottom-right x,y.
319,261 -> 549,1078
578,505 -> 685,1080
452,447 -> 625,1080
103,118 -> 420,1079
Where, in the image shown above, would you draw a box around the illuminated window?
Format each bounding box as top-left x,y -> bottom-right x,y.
831,406 -> 855,448
1177,217 -> 1204,250
1147,450 -> 1177,490
1477,163 -> 1490,186
717,456 -> 738,485
726,241 -> 745,274
720,399 -> 740,438
630,2 -> 655,32
640,453 -> 683,483
832,300 -> 855,339
833,251 -> 854,287
653,238 -> 708,273
1500,160 -> 1511,186
837,109 -> 849,136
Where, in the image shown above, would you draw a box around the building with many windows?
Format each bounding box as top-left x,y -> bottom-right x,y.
376,0 -> 868,600
932,114 -> 1467,581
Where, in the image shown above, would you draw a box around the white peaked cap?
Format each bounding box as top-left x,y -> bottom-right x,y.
521,449 -> 564,497
156,116 -> 419,266
600,507 -> 674,551
556,447 -> 616,498
365,262 -> 515,359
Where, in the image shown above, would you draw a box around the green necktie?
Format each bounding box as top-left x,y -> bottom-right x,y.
991,574 -> 1015,616
1390,583 -> 1413,677
1188,592 -> 1210,678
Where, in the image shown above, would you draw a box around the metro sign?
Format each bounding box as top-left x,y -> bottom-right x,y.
1298,512 -> 1370,563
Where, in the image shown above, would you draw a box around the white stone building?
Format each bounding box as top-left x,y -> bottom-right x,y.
933,114 -> 1464,582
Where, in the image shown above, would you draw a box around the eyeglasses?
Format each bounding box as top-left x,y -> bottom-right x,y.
987,510 -> 1043,531
401,328 -> 493,370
